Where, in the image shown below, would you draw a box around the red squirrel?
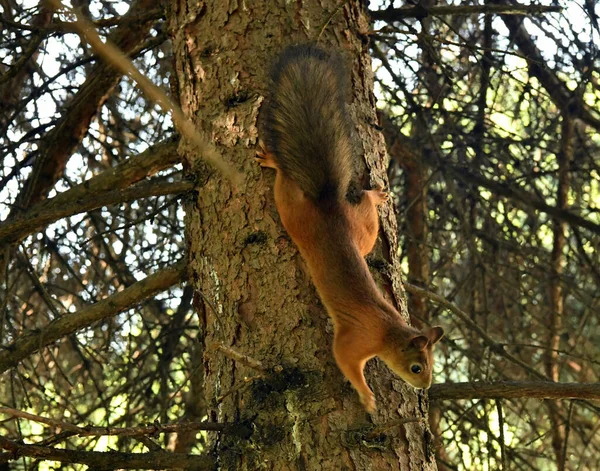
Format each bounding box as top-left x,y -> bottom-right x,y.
257,45 -> 443,413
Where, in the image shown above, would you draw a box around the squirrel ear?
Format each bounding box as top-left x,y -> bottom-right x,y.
428,326 -> 444,344
409,335 -> 429,351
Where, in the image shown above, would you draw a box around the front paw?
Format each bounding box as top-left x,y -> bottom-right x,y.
359,392 -> 376,414
255,141 -> 278,169
367,187 -> 389,206
374,187 -> 389,203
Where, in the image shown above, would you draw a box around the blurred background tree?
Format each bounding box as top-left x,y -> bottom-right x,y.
0,0 -> 598,470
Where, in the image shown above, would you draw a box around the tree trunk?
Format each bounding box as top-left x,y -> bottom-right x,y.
170,1 -> 437,468
545,115 -> 573,471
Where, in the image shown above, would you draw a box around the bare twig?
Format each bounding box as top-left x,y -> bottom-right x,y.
0,261 -> 186,374
370,4 -> 562,22
1,176 -> 192,246
47,0 -> 241,183
0,435 -> 214,470
404,283 -> 548,380
561,401 -> 575,471
496,400 -> 506,470
429,381 -> 600,401
0,407 -> 83,433
497,1 -> 600,130
437,161 -> 600,235
0,407 -> 252,438
209,342 -> 276,373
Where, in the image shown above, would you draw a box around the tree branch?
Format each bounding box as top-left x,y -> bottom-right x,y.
0,436 -> 213,470
13,0 -> 161,211
369,4 -> 561,22
0,175 -> 192,246
429,381 -> 600,401
404,282 -> 549,380
0,137 -> 179,244
48,0 -> 241,183
494,0 -> 600,130
0,260 -> 186,374
376,94 -> 600,236
0,407 -> 252,438
437,162 -> 600,235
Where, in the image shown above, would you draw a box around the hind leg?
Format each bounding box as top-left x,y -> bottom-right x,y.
348,187 -> 388,256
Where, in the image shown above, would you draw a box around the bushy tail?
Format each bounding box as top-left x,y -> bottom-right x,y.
262,45 -> 354,202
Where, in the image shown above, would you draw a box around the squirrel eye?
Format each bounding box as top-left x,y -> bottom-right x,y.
411,364 -> 422,374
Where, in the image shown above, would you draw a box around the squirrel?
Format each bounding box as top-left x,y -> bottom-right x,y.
257,44 -> 444,413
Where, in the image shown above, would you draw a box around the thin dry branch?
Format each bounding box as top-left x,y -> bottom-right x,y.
13,0 -> 160,211
0,175 -> 192,246
373,51 -> 600,236
0,260 -> 186,374
0,407 -> 82,433
0,407 -> 252,438
369,4 -> 561,22
0,435 -> 213,470
0,7 -> 51,92
545,114 -> 573,470
48,0 -> 241,183
495,0 -> 600,130
404,282 -> 549,380
429,381 -> 600,401
438,161 -> 600,235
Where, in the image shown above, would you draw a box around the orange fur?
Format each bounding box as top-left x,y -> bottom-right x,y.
257,147 -> 443,412
259,45 -> 443,412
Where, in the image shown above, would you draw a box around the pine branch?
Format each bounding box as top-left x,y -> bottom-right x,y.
405,282 -> 548,380
47,0 -> 241,183
438,162 -> 600,235
0,174 -> 191,246
496,0 -> 600,130
370,4 -> 562,22
12,0 -> 160,211
0,261 -> 186,374
0,407 -> 252,438
0,137 -> 180,244
429,381 -> 600,401
0,435 -> 214,470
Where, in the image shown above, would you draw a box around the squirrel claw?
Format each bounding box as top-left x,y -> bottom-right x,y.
255,155 -> 268,166
376,190 -> 389,202
359,392 -> 376,414
255,145 -> 278,169
369,187 -> 389,206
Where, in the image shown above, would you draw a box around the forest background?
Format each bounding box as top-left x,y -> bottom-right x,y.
0,0 -> 599,470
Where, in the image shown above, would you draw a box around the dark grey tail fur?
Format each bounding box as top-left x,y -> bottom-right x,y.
262,45 -> 354,202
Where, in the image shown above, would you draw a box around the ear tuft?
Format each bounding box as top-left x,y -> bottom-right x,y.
410,335 -> 429,351
429,326 -> 444,344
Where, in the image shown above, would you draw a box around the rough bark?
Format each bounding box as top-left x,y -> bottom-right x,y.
171,1 -> 437,469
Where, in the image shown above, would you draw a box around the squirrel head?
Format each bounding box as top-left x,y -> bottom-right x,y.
380,325 -> 444,390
